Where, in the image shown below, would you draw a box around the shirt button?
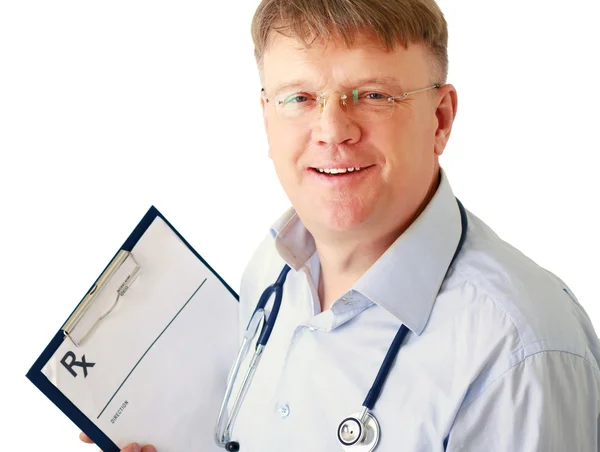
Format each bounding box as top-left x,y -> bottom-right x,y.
308,327 -> 316,332
279,404 -> 290,418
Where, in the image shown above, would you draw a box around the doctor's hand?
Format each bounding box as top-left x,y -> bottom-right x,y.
79,432 -> 157,452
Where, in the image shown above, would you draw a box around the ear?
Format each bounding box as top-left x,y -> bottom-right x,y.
433,84 -> 458,156
260,89 -> 268,130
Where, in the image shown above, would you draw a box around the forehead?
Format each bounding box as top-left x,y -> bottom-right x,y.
262,32 -> 431,91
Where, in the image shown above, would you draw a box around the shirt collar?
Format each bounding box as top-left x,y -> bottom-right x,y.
269,168 -> 463,335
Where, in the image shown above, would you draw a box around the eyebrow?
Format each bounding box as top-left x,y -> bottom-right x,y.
269,76 -> 406,94
270,79 -> 314,94
347,76 -> 405,89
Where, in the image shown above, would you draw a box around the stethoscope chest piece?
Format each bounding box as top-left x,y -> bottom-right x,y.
337,411 -> 380,452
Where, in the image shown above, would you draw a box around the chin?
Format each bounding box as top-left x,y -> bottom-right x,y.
303,201 -> 376,235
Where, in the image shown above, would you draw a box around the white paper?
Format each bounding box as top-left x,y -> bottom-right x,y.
41,216 -> 239,451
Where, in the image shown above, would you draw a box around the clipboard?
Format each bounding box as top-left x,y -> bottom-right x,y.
26,206 -> 240,452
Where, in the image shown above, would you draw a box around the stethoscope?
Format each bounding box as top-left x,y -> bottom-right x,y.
216,198 -> 468,452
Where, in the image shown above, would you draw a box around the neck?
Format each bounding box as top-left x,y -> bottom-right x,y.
316,169 -> 441,311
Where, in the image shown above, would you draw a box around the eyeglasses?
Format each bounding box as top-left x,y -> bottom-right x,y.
261,83 -> 440,123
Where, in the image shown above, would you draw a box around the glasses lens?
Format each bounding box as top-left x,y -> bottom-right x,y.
275,92 -> 317,122
351,92 -> 395,122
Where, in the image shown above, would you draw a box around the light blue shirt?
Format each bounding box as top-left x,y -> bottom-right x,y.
233,169 -> 600,451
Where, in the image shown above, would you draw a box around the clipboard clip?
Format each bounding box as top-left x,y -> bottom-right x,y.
63,250 -> 141,347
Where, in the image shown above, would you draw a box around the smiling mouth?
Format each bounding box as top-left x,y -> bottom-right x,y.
310,166 -> 372,175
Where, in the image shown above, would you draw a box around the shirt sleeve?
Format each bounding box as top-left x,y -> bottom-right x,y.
445,350 -> 600,451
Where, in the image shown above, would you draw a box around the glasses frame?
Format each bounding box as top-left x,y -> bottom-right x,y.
261,83 -> 441,122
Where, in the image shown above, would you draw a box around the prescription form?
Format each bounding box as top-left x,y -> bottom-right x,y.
41,216 -> 239,451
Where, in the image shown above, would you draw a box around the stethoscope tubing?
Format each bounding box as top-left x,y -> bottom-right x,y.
362,324 -> 410,409
360,198 -> 468,411
254,264 -> 291,347
217,198 -> 468,451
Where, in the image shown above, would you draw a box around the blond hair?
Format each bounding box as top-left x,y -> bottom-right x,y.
251,0 -> 448,84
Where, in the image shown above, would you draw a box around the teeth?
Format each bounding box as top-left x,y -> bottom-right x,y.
316,167 -> 362,174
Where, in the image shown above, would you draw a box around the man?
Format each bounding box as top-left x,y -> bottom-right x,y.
82,0 -> 600,450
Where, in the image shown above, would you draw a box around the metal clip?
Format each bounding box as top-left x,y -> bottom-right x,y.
63,250 -> 141,347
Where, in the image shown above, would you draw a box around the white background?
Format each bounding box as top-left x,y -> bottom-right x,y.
1,0 -> 599,450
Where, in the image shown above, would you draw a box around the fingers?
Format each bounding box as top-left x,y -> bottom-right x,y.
120,443 -> 157,452
79,434 -> 156,452
79,432 -> 94,444
120,444 -> 139,452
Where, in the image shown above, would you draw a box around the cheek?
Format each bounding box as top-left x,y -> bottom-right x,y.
372,124 -> 414,169
271,119 -> 311,149
373,120 -> 435,188
267,127 -> 308,180
384,114 -> 433,157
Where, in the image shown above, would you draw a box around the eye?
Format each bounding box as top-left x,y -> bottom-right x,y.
364,92 -> 389,100
280,92 -> 312,106
289,95 -> 308,103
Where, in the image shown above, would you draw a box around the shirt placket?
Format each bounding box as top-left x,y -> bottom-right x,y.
271,285 -> 374,436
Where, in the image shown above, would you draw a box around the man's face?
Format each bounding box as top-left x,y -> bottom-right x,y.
261,32 -> 453,239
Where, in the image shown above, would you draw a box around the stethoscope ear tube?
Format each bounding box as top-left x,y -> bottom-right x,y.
215,310 -> 267,447
217,344 -> 265,447
215,266 -> 291,449
215,335 -> 250,446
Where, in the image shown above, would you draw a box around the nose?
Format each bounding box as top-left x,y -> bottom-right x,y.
311,93 -> 361,146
